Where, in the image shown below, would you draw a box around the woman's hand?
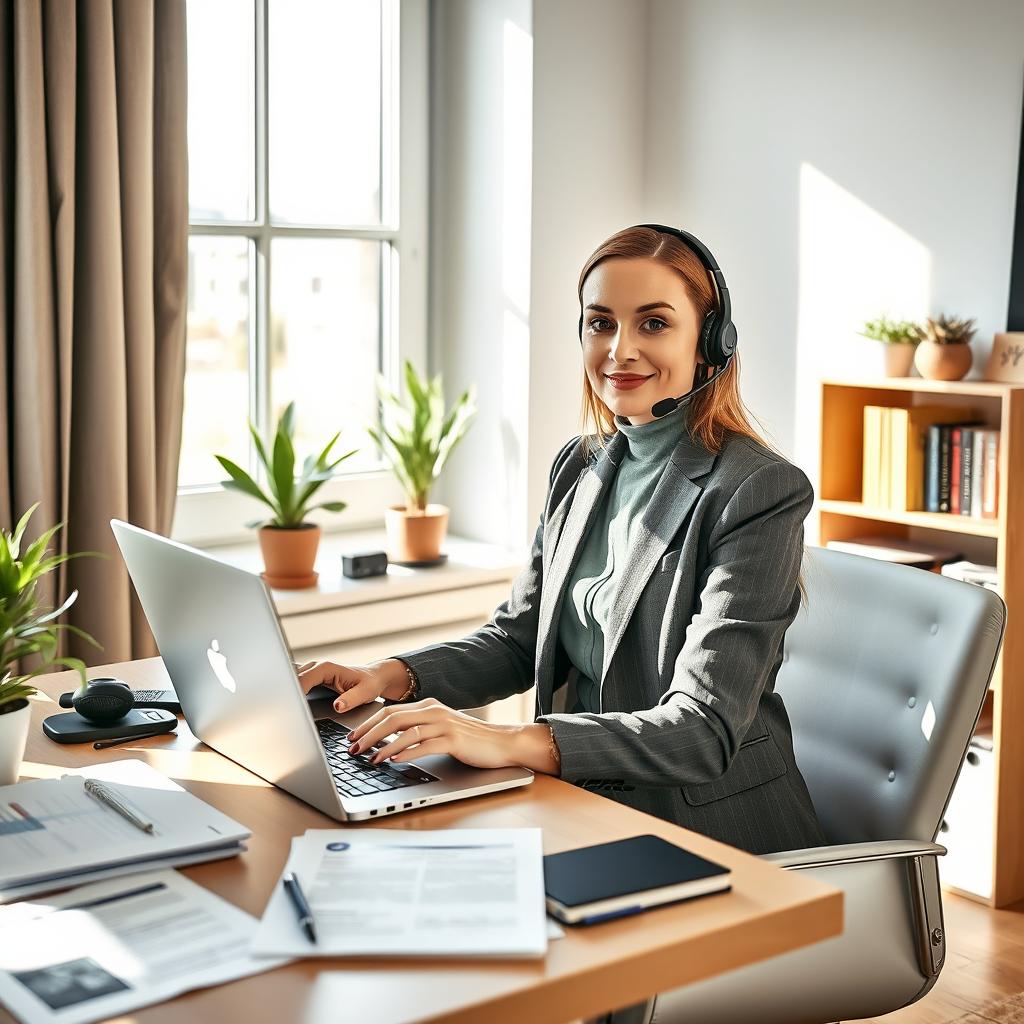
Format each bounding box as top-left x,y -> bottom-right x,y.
296,658 -> 409,713
346,697 -> 561,774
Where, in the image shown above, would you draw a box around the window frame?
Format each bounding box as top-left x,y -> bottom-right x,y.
174,0 -> 428,547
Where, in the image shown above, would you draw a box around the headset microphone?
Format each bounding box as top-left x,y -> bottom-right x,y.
579,223 -> 738,419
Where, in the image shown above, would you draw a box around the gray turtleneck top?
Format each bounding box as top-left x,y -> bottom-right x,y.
557,400 -> 690,714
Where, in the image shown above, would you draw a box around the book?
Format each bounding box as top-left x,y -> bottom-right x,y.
542,834 -> 731,925
982,430 -> 1000,519
951,426 -> 963,514
971,429 -> 986,518
0,759 -> 250,902
863,406 -> 880,506
961,427 -> 977,516
826,536 -> 963,571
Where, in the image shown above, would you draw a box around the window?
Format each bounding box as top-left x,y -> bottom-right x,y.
177,0 -> 427,544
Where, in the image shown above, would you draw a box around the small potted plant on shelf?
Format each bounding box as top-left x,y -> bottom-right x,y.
368,360 -> 477,565
911,314 -> 977,381
857,315 -> 920,377
215,402 -> 359,589
0,504 -> 97,785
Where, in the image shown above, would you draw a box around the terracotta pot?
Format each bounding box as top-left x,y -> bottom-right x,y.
258,524 -> 321,589
914,340 -> 973,381
0,698 -> 30,786
384,503 -> 449,563
883,343 -> 917,377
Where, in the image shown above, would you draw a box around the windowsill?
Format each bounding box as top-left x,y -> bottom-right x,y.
202,528 -> 527,617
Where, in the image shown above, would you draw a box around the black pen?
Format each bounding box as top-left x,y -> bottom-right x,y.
282,871 -> 317,943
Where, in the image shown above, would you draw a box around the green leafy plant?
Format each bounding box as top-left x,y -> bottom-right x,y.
858,315 -> 920,345
368,361 -> 477,514
215,402 -> 359,529
0,504 -> 99,711
911,314 -> 977,346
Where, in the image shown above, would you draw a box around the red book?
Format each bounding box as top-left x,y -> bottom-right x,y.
950,427 -> 962,515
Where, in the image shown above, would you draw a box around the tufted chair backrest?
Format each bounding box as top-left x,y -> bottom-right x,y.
777,546 -> 1006,846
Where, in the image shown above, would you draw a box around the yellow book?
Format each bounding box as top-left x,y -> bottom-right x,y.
889,406 -> 980,511
880,407 -> 890,508
862,407 -> 877,505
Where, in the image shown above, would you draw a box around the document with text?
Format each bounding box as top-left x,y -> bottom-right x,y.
0,869 -> 290,1024
252,828 -> 549,958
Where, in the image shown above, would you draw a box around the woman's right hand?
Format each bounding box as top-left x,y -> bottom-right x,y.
297,658 -> 410,713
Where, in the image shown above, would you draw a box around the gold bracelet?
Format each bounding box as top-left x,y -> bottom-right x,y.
546,725 -> 561,772
395,660 -> 419,702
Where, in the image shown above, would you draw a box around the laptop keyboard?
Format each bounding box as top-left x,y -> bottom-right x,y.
315,719 -> 438,799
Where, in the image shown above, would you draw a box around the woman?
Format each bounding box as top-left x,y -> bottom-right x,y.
300,224 -> 825,855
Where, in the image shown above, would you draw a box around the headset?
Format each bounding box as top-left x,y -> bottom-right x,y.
577,223 -> 738,418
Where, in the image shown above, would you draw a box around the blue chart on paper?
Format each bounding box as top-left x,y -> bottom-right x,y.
0,801 -> 46,836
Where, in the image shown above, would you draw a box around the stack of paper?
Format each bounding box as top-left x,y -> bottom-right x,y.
0,869 -> 290,1024
252,827 -> 552,958
0,760 -> 250,903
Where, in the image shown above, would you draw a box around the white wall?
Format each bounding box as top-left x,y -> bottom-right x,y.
645,0 -> 1024,541
429,0 -> 649,553
432,0 -> 1024,551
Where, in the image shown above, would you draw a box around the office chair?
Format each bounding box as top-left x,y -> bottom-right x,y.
624,545 -> 1007,1024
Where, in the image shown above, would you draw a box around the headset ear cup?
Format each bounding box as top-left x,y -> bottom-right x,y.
700,311 -> 718,364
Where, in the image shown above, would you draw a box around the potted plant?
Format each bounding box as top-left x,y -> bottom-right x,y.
368,360 -> 477,564
857,315 -> 920,377
911,314 -> 977,381
215,402 -> 359,589
0,504 -> 97,785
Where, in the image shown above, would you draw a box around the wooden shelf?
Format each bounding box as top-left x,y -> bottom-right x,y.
821,376 -> 1024,398
819,378 -> 1024,909
818,499 -> 1000,538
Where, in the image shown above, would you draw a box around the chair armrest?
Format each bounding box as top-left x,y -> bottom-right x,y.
762,839 -> 946,870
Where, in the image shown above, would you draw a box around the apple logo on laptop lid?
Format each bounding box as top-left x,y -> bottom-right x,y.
207,639 -> 237,693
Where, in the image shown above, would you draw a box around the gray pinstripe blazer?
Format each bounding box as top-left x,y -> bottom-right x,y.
396,425 -> 826,855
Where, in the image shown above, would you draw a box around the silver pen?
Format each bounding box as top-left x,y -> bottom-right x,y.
83,778 -> 155,834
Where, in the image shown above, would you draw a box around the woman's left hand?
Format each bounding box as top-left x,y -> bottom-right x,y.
346,697 -> 523,770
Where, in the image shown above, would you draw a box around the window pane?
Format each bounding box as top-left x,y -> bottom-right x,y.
180,237 -> 252,487
270,239 -> 381,473
269,0 -> 382,225
187,0 -> 256,221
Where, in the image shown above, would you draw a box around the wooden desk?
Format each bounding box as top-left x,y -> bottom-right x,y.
6,660 -> 843,1024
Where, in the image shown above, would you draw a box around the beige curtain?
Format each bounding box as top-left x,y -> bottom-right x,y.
0,0 -> 188,663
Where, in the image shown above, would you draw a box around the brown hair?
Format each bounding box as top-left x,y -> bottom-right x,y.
577,225 -> 808,607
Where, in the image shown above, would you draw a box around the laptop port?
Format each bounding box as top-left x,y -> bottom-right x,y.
403,802 -> 412,809
387,806 -> 396,812
370,809 -> 377,816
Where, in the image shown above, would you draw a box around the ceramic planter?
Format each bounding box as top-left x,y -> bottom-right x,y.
883,343 -> 917,377
915,340 -> 973,381
0,698 -> 31,785
258,523 -> 321,589
384,503 -> 449,563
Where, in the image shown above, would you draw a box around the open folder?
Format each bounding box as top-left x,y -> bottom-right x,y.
0,760 -> 250,903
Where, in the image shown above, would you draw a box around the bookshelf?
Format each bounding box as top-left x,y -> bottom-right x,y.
819,377 -> 1024,908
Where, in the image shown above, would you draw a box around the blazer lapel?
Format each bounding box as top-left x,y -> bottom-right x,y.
598,441 -> 716,687
535,432 -> 626,712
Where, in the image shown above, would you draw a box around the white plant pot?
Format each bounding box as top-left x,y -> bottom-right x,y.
0,699 -> 31,786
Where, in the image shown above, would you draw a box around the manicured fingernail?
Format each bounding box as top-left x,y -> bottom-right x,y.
349,742 -> 359,753
335,699 -> 346,711
370,753 -> 381,764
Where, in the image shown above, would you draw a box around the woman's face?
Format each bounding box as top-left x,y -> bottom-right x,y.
580,256 -> 703,426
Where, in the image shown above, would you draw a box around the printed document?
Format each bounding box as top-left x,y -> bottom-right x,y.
0,869 -> 290,1024
252,828 -> 548,958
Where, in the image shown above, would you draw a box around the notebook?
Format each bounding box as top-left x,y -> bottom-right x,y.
543,834 -> 731,925
0,759 -> 249,902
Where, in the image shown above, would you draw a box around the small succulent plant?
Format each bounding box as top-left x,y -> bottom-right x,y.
912,315 -> 977,346
858,316 -> 919,345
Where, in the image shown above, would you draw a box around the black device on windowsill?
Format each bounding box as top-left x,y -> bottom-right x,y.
341,549 -> 388,579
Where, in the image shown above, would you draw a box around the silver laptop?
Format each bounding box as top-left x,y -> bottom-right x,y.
110,520 -> 533,821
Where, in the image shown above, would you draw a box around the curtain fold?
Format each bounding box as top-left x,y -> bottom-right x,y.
0,0 -> 188,663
